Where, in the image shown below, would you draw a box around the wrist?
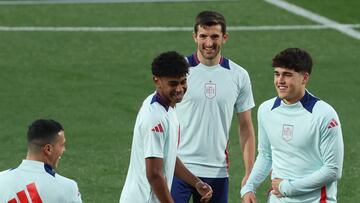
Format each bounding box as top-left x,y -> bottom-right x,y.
242,191 -> 255,199
240,186 -> 255,198
195,179 -> 203,188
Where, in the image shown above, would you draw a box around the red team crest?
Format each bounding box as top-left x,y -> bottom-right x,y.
204,82 -> 216,99
282,124 -> 294,142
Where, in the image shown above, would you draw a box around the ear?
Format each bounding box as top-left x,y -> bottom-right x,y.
153,76 -> 161,88
192,32 -> 197,43
43,144 -> 52,156
222,32 -> 229,44
302,72 -> 310,84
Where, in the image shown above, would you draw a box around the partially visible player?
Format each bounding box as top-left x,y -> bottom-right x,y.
0,119 -> 82,203
241,48 -> 344,203
172,10 -> 256,203
119,51 -> 212,203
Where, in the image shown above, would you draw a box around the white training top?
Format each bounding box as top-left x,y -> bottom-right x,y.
176,54 -> 255,178
0,160 -> 82,203
241,91 -> 344,203
120,92 -> 179,203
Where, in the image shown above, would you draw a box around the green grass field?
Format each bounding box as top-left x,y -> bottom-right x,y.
0,0 -> 359,202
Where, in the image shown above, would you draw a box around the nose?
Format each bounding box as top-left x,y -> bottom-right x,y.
175,84 -> 183,92
278,75 -> 286,84
204,37 -> 213,47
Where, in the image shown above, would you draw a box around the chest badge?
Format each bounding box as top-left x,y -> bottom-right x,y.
282,124 -> 294,142
204,81 -> 216,99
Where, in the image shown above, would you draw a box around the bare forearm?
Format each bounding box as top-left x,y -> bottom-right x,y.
174,157 -> 200,187
148,174 -> 174,203
146,157 -> 174,203
174,157 -> 213,201
237,110 -> 256,181
239,126 -> 256,175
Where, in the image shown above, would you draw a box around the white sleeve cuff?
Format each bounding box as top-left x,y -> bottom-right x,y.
279,179 -> 290,197
240,186 -> 255,198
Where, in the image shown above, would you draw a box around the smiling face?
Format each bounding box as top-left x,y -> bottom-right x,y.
154,75 -> 187,107
274,67 -> 309,104
193,24 -> 228,66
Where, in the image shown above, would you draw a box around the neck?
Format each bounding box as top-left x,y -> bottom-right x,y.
26,152 -> 51,167
156,91 -> 173,108
283,90 -> 306,104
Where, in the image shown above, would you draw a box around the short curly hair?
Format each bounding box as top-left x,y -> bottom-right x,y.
151,51 -> 189,77
272,48 -> 313,74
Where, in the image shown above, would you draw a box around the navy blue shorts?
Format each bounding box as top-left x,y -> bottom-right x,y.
171,176 -> 228,203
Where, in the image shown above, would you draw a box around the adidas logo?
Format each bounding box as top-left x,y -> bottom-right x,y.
327,118 -> 338,129
8,182 -> 43,203
151,123 -> 164,133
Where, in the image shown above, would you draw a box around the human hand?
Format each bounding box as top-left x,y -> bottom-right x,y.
195,181 -> 213,203
271,178 -> 283,198
242,192 -> 256,203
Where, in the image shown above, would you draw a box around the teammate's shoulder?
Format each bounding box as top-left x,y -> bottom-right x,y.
55,173 -> 82,201
0,167 -> 17,177
226,58 -> 248,72
313,99 -> 338,117
138,93 -> 168,122
55,173 -> 79,188
140,93 -> 166,113
0,168 -> 12,179
259,97 -> 278,110
0,168 -> 11,175
0,168 -> 19,187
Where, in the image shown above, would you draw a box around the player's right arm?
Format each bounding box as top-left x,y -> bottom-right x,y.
240,105 -> 272,200
146,157 -> 174,203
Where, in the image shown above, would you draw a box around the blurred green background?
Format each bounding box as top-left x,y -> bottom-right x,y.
0,0 -> 359,202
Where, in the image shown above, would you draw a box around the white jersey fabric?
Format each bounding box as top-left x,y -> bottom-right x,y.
241,91 -> 344,203
120,92 -> 179,203
0,160 -> 82,203
176,54 -> 255,178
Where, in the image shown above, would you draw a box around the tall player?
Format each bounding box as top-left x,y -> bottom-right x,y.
0,119 -> 82,203
241,48 -> 344,203
119,51 -> 212,203
171,10 -> 256,203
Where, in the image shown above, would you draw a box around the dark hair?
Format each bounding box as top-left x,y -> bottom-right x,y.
194,10 -> 226,34
27,119 -> 63,145
272,48 -> 313,74
151,51 -> 189,77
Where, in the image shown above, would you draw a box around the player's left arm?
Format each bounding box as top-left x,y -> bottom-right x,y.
276,112 -> 344,197
70,181 -> 83,203
237,110 -> 256,187
174,157 -> 213,202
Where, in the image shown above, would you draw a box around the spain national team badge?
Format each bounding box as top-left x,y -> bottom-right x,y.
282,124 -> 294,142
204,82 -> 216,99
